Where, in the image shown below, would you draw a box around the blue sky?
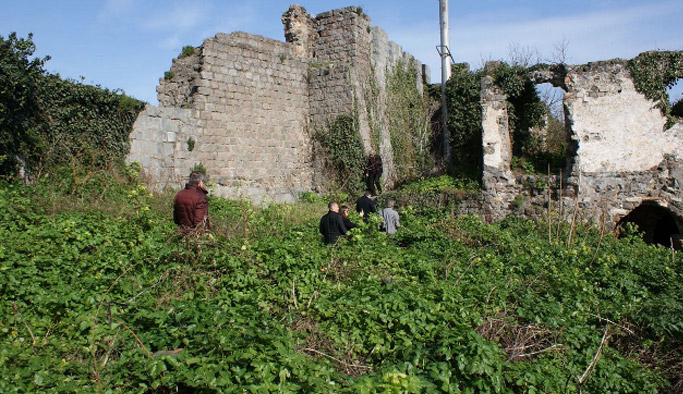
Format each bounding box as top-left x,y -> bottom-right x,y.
2,0 -> 682,104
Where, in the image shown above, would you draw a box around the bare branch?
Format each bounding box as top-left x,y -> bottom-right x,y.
12,303 -> 36,345
579,326 -> 610,386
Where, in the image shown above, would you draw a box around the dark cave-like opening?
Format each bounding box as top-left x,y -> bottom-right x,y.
617,204 -> 681,247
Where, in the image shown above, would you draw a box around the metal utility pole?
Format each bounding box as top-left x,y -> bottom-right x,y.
437,0 -> 452,169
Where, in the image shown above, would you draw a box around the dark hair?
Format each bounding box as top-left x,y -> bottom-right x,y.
364,190 -> 372,197
188,171 -> 206,185
340,205 -> 350,215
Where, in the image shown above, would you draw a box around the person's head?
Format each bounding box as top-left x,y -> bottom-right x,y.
340,205 -> 350,218
188,171 -> 206,187
369,149 -> 375,157
386,199 -> 395,208
364,190 -> 373,197
328,201 -> 339,212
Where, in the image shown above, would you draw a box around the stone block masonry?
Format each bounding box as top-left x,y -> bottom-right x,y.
128,5 -> 428,203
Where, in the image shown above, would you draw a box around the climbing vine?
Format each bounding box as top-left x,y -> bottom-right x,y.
444,63 -> 484,180
313,114 -> 365,193
386,59 -> 434,181
363,66 -> 381,152
627,51 -> 683,129
489,63 -> 547,159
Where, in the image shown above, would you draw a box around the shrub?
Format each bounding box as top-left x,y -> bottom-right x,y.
181,45 -> 195,57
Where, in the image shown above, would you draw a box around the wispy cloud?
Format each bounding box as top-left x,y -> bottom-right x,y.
96,0 -> 135,22
453,1 -> 682,66
144,2 -> 211,31
382,0 -> 682,81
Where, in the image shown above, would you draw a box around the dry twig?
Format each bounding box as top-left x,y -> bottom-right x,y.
12,303 -> 36,345
303,347 -> 372,370
579,326 -> 610,391
110,316 -> 153,360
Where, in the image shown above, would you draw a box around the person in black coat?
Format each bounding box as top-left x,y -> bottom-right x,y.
364,150 -> 383,196
319,201 -> 347,244
355,191 -> 376,222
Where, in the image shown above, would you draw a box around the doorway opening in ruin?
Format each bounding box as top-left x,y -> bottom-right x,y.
617,203 -> 681,247
520,82 -> 567,173
668,79 -> 683,118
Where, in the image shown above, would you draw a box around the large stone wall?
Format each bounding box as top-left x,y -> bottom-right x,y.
128,5 -> 427,202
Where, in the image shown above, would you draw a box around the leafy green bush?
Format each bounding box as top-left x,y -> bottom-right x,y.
445,63 -> 484,180
0,32 -> 144,180
628,51 -> 683,129
672,97 -> 683,117
1,167 -> 681,392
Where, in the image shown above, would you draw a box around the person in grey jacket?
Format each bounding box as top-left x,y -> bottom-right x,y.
378,199 -> 400,234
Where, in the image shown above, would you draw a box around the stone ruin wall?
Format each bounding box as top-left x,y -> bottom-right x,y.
480,55 -> 683,228
127,5 -> 427,203
563,60 -> 683,227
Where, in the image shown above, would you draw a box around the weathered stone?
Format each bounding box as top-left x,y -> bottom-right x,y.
128,5 -> 427,203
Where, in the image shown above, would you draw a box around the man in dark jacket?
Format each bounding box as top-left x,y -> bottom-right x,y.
355,191 -> 376,222
173,171 -> 210,230
319,201 -> 347,244
364,150 -> 383,196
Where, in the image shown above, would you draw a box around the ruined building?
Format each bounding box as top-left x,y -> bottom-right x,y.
481,54 -> 683,244
127,5 -> 683,243
127,5 -> 427,203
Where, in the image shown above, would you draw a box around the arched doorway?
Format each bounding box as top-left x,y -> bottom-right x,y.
617,203 -> 681,247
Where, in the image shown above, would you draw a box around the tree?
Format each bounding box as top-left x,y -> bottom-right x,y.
0,33 -> 48,179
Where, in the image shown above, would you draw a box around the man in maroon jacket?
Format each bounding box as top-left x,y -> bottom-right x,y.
173,171 -> 210,230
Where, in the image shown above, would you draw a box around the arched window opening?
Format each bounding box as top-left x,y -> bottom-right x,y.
617,204 -> 681,247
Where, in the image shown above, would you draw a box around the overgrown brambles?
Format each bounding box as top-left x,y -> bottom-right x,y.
1,174 -> 681,392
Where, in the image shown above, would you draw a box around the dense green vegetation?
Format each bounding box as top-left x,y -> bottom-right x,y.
2,172 -> 681,393
0,33 -> 144,179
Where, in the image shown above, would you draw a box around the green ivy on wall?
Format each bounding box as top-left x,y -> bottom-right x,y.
386,58 -> 434,181
0,32 -> 145,179
313,114 -> 365,193
363,66 -> 381,153
627,51 -> 683,129
444,63 -> 484,181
